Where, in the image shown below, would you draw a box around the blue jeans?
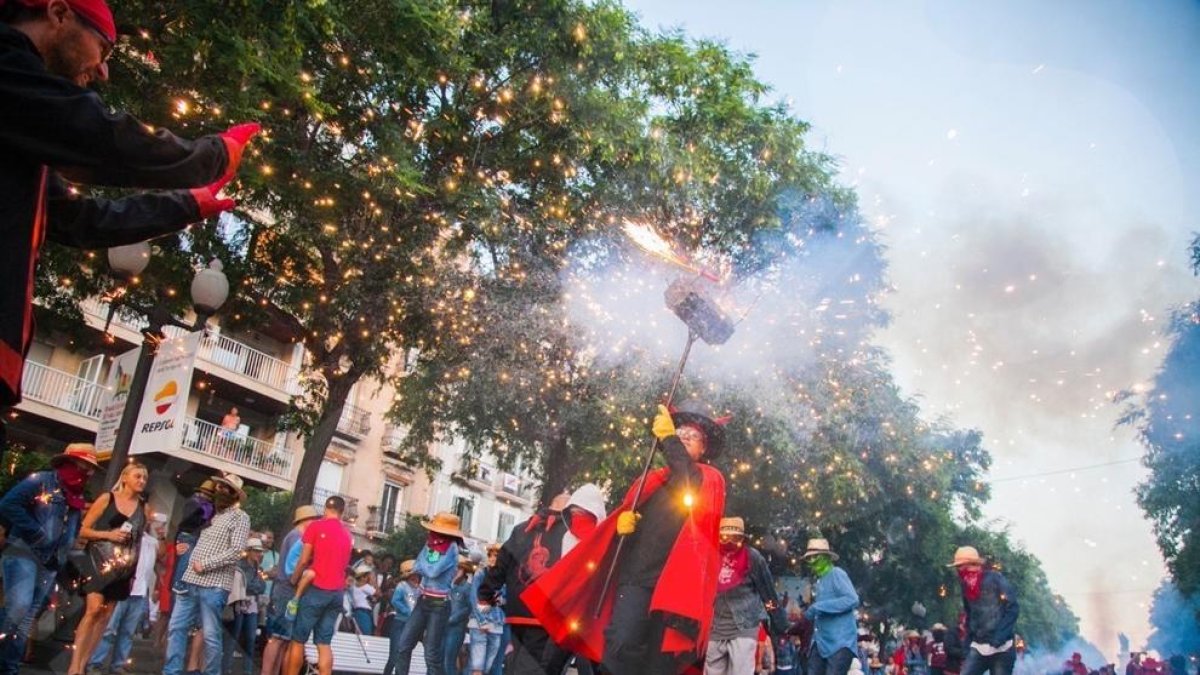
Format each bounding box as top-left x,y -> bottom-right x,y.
88,595 -> 149,672
444,621 -> 467,673
222,611 -> 258,675
382,618 -> 408,675
0,551 -> 56,675
171,533 -> 198,592
469,627 -> 502,672
163,582 -> 229,675
960,647 -> 1016,675
353,607 -> 375,636
392,595 -> 450,675
489,624 -> 508,675
809,647 -> 856,675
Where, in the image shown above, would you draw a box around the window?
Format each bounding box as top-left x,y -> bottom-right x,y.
380,483 -> 404,533
497,512 -> 515,541
452,496 -> 474,536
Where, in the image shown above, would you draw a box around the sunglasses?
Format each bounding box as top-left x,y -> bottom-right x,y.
73,11 -> 113,63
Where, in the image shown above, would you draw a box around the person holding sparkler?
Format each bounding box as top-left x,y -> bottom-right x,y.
522,403 -> 729,675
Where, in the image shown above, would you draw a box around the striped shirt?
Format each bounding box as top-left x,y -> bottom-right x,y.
181,506 -> 250,590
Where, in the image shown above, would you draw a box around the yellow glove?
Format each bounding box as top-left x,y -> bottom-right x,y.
616,511 -> 641,536
651,404 -> 676,440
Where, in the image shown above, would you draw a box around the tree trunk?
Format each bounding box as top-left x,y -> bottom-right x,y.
538,431 -> 574,508
290,376 -> 355,511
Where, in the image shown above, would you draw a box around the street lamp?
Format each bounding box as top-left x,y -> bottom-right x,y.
103,245 -> 230,485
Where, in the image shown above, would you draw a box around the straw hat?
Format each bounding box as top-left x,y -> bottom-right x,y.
353,564 -> 374,577
399,559 -> 417,576
421,512 -> 466,540
293,505 -> 320,524
801,538 -> 839,561
211,472 -> 246,501
931,623 -> 947,632
719,517 -> 746,537
50,442 -> 101,470
946,546 -> 985,567
197,479 -> 217,496
246,538 -> 264,551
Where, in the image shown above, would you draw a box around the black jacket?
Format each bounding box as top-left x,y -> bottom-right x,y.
0,23 -> 228,405
479,508 -> 568,622
963,570 -> 1019,648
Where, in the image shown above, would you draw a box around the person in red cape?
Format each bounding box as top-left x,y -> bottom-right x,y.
522,403 -> 729,675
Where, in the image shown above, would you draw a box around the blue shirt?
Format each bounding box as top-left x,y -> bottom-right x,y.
805,566 -> 860,657
414,542 -> 459,597
391,581 -> 420,621
0,471 -> 80,568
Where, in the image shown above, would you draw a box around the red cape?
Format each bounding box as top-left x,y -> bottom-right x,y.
521,463 -> 726,665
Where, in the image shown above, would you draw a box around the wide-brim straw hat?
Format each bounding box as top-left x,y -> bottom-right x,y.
293,505 -> 320,524
801,537 -> 839,561
719,516 -> 746,537
50,442 -> 102,470
947,545 -> 985,567
422,511 -> 466,540
211,472 -> 246,501
399,559 -> 417,576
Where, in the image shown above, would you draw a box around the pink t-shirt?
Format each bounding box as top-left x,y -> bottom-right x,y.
302,517 -> 352,591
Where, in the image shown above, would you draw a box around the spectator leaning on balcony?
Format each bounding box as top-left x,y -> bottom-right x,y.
162,473 -> 250,675
0,0 -> 262,458
0,442 -> 99,675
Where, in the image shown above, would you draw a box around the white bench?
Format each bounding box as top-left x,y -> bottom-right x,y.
304,632 -> 426,674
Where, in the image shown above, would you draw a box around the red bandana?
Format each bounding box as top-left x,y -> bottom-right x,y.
567,510 -> 597,541
717,543 -> 750,592
958,567 -> 982,601
55,465 -> 88,509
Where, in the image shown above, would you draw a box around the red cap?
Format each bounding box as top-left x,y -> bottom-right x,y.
11,0 -> 116,43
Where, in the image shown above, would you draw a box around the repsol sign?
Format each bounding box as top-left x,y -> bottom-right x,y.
140,420 -> 175,434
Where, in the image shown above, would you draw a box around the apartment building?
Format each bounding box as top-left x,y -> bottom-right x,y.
12,300 -> 538,547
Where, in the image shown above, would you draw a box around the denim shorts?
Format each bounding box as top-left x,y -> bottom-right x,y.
266,584 -> 294,640
290,588 -> 343,645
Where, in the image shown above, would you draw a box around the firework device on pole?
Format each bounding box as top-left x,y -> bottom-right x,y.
594,275 -> 735,616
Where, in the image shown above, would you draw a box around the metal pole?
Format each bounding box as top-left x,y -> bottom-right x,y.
104,307 -> 168,486
594,330 -> 698,616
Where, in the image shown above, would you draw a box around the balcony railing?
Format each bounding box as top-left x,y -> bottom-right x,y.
336,403 -> 371,439
19,362 -> 103,420
181,417 -> 293,480
312,487 -> 360,522
195,332 -> 292,391
81,299 -> 294,394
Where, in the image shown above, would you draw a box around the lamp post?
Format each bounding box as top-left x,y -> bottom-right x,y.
103,243 -> 230,485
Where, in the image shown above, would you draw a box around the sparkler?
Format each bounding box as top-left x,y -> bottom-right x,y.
621,220 -> 723,283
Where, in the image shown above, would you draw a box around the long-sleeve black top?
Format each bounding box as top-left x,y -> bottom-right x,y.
0,23 -> 229,405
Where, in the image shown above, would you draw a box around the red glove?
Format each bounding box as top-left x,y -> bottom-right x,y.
218,122 -> 261,183
192,122 -> 261,219
190,180 -> 236,219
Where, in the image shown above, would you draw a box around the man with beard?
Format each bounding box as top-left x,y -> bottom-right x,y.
947,546 -> 1019,675
705,516 -> 785,675
523,403 -> 729,675
0,0 -> 259,457
0,442 -> 99,674
162,473 -> 251,675
479,483 -> 606,675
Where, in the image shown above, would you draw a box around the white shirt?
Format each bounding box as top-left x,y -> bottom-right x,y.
131,533 -> 160,597
352,583 -> 375,610
971,640 -> 1013,656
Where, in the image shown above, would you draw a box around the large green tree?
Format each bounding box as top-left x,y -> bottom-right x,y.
1120,233 -> 1200,598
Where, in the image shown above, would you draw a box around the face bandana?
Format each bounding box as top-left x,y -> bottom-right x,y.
958,566 -> 983,601
56,464 -> 89,509
426,532 -> 452,561
809,555 -> 834,578
567,509 -> 598,541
